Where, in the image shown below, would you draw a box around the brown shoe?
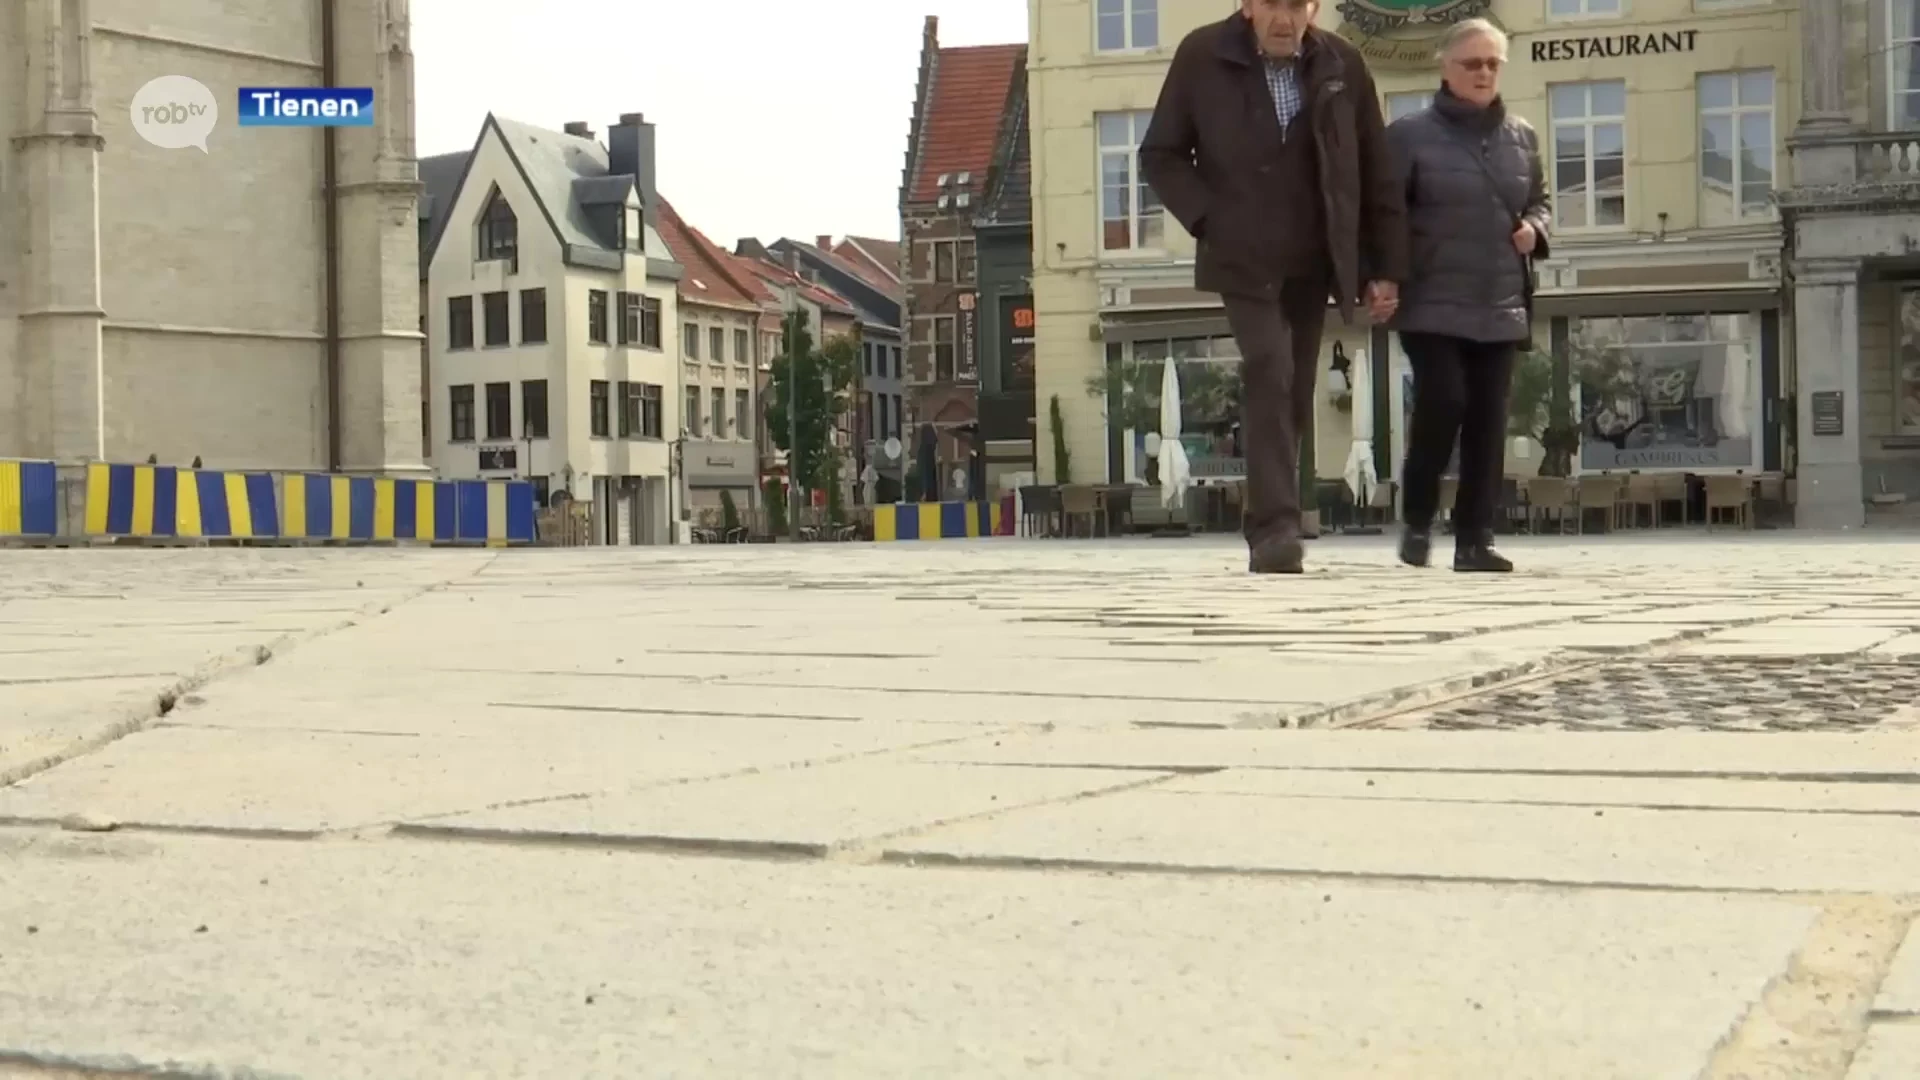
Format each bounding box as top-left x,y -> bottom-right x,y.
1248,536 -> 1305,574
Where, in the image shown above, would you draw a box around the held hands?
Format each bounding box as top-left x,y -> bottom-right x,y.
1513,222 -> 1538,255
1366,281 -> 1398,322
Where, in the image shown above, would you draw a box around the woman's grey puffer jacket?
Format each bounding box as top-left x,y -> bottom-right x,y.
1387,87 -> 1552,344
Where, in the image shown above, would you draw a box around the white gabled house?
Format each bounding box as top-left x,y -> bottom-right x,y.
421,112 -> 683,544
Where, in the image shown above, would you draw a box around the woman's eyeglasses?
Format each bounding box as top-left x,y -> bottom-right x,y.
1454,57 -> 1503,73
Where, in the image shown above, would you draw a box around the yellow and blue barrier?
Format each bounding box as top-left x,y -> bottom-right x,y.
1,459 -> 58,537
284,474 -> 437,543
83,463 -> 279,539
281,474 -> 534,545
70,462 -> 536,546
873,500 -> 1005,541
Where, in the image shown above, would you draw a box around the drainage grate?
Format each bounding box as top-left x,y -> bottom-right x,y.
1382,657 -> 1920,733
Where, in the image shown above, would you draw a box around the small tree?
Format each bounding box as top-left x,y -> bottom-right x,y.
764,310 -> 859,508
762,477 -> 788,535
1048,395 -> 1073,484
719,488 -> 740,532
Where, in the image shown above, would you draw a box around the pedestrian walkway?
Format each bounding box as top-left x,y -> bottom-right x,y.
2,536 -> 1919,1077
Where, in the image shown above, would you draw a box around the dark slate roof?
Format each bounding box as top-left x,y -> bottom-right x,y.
417,115 -> 676,278
978,60 -> 1030,228
417,150 -> 470,273
770,239 -> 901,333
492,116 -> 634,263
572,174 -> 635,206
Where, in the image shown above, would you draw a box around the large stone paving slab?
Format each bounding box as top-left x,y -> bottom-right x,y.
1162,767 -> 1920,816
0,718 -> 981,834
915,727 -> 1920,778
1850,1027 -> 1920,1080
0,829 -> 1820,1080
0,549 -> 490,782
889,787 -> 1920,893
411,761 -> 1164,851
1872,921 -> 1920,1016
7,538 -> 1920,1075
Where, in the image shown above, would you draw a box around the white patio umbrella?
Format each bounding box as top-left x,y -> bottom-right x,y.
1342,348 -> 1378,505
1158,359 -> 1191,509
1717,339 -> 1751,440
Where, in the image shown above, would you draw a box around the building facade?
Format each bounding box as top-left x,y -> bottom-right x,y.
901,17 -> 1028,500
423,112 -> 682,545
1029,0 -> 1809,519
657,200 -> 764,515
0,0 -> 423,473
973,65 -> 1037,493
1778,0 -> 1920,525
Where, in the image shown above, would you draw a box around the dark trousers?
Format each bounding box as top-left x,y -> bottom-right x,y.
1222,279 -> 1330,545
1400,332 -> 1517,540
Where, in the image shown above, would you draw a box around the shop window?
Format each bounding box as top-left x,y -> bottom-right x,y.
1100,336 -> 1244,486
1572,314 -> 1759,470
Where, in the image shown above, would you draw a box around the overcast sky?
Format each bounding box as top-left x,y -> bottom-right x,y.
413,0 -> 1028,248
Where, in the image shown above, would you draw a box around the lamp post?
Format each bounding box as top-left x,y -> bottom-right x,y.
783,282 -> 801,542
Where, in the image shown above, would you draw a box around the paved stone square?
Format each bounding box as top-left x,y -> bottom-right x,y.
3,534 -> 1920,1077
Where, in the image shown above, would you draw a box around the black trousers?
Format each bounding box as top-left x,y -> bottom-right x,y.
1221,278 -> 1330,545
1399,332 -> 1517,540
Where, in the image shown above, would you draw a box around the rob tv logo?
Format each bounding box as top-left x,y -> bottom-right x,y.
237,87 -> 375,127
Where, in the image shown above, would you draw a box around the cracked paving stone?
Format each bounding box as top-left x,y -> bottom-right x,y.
1380,657 -> 1920,733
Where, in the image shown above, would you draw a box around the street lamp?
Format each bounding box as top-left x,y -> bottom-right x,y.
783,282 -> 801,542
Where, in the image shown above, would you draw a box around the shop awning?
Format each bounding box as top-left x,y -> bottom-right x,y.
1533,285 -> 1781,317
1098,308 -> 1232,344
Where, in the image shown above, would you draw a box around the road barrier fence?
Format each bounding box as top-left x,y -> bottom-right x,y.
2,459 -> 535,546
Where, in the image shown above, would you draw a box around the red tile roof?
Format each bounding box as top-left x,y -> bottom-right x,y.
737,256 -> 857,316
907,44 -> 1025,205
655,197 -> 768,311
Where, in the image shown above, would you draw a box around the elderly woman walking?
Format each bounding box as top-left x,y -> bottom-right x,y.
1388,18 -> 1551,572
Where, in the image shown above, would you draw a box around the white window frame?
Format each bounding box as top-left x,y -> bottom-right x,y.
1547,0 -> 1624,18
1891,0 -> 1920,131
1696,70 -> 1775,225
1549,80 -> 1628,232
1385,91 -> 1432,123
1096,110 -> 1164,254
1094,0 -> 1157,53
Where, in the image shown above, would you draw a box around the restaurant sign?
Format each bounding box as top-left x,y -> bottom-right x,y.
1334,0 -> 1493,70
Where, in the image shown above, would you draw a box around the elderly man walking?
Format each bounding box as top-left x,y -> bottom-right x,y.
1141,0 -> 1406,574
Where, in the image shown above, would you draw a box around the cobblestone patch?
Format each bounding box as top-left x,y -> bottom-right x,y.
1378,657 -> 1920,733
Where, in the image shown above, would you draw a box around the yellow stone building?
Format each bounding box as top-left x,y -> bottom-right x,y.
1028,0 -> 1806,520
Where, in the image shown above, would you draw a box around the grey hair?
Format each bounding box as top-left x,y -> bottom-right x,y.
1436,18 -> 1508,60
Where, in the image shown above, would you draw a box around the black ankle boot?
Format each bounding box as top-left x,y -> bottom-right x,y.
1453,536 -> 1513,573
1398,527 -> 1432,568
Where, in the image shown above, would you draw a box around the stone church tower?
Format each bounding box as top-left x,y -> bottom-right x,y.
0,0 -> 426,473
